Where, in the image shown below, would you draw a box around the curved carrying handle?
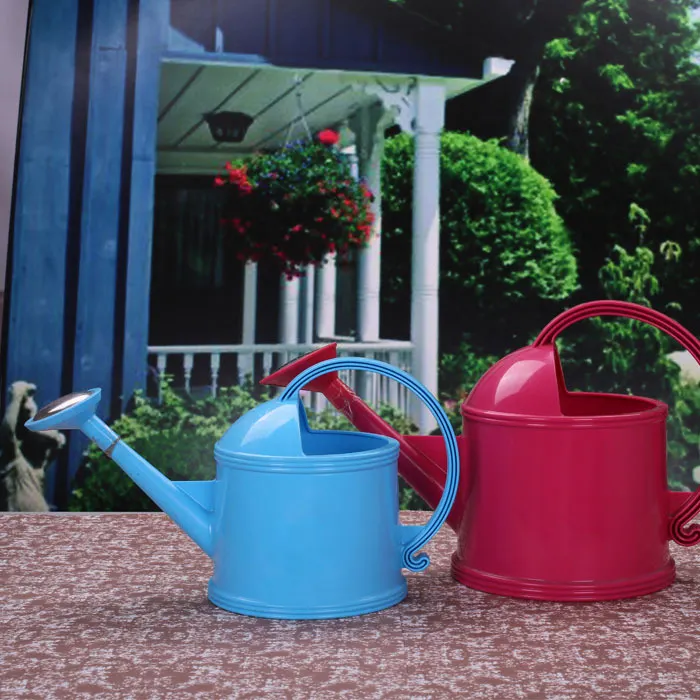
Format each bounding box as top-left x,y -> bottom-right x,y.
280,357 -> 460,572
533,299 -> 700,546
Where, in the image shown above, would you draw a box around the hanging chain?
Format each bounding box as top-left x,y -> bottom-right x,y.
284,74 -> 313,146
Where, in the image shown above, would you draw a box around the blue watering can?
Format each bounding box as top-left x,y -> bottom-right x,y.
25,357 -> 459,619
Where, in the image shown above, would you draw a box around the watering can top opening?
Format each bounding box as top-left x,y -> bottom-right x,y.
214,397 -> 399,467
463,344 -> 667,423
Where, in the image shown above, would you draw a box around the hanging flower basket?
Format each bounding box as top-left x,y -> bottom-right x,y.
215,129 -> 375,279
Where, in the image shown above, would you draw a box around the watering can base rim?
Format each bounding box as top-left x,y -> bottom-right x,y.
207,579 -> 407,619
450,558 -> 676,602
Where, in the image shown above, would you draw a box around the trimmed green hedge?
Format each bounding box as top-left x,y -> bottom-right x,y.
381,131 -> 578,354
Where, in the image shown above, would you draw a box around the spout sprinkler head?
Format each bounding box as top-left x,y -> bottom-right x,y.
34,391 -> 94,421
25,389 -> 101,432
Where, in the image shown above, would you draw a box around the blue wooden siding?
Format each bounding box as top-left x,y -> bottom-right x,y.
4,0 -> 489,508
169,0 -> 217,51
68,0 -> 130,482
170,0 -> 484,79
121,0 -> 170,409
4,0 -> 80,502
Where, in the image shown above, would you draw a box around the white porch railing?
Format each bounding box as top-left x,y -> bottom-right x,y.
147,340 -> 414,416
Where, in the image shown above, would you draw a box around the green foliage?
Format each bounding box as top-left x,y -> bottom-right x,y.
558,245 -> 680,399
69,379 -> 268,512
556,243 -> 700,490
69,380 -> 427,512
433,241 -> 700,491
382,131 -> 578,353
668,381 -> 700,490
395,0 -> 586,54
439,342 -> 500,400
533,0 -> 700,322
216,133 -> 375,278
395,0 -> 588,155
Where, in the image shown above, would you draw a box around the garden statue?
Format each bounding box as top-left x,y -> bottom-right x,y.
0,381 -> 65,512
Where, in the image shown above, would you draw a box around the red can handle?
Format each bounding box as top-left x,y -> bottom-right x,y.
533,299 -> 700,546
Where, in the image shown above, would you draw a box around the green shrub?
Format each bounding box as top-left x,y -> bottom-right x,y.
547,244 -> 698,491
69,379 -> 267,512
439,341 -> 500,402
381,131 -> 578,354
433,243 -> 700,491
69,380 -> 428,511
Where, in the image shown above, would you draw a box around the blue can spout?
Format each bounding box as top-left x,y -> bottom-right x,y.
24,389 -> 214,558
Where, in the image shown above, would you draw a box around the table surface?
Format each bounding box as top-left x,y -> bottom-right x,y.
2,511 -> 700,700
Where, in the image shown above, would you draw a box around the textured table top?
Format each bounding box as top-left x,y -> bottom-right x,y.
2,511 -> 700,700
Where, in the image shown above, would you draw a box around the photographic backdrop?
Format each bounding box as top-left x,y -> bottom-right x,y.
3,0 -> 700,513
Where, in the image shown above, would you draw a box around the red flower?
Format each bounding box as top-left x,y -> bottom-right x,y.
291,224 -> 303,233
317,129 -> 340,146
214,177 -> 226,187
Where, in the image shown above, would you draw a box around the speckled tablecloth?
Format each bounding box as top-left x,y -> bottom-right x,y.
2,512 -> 700,700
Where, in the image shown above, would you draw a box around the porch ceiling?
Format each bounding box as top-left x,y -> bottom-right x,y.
156,61 -> 485,175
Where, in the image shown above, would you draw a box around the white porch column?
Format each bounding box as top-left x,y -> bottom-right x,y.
350,104 -> 385,343
279,275 -> 300,344
300,265 -> 315,344
411,81 -> 445,434
242,262 -> 258,343
239,261 -> 258,380
313,145 -> 358,341
315,254 -> 336,339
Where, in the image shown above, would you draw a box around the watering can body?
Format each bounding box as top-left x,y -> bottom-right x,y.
208,415 -> 410,618
261,301 -> 700,601
453,344 -> 675,601
25,357 -> 459,619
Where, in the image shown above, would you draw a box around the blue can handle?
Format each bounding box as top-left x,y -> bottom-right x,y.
279,357 -> 460,573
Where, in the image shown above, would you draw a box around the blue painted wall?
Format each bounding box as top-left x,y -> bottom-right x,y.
121,0 -> 169,411
4,0 -> 485,508
3,0 -> 163,506
5,0 -> 80,503
67,0 -> 130,483
178,0 -> 484,78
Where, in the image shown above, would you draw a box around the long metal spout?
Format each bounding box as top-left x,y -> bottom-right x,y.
25,390 -> 214,557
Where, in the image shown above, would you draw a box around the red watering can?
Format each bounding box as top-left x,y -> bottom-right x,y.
261,301 -> 700,601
